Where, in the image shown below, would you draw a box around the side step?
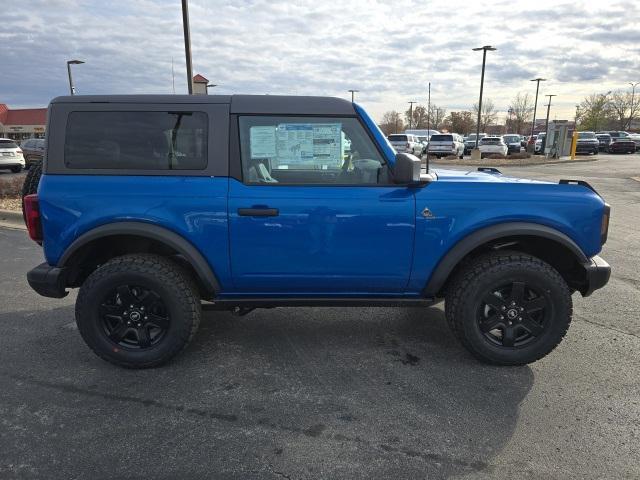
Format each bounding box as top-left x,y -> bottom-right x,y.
202,297 -> 438,310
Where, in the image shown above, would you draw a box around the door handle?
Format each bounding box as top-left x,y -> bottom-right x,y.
237,208 -> 279,217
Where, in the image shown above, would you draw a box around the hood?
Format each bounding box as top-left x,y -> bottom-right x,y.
432,168 -> 553,184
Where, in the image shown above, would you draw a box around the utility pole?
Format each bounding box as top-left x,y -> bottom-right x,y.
629,82 -> 639,130
181,0 -> 193,94
472,46 -> 496,152
543,94 -> 557,155
426,82 -> 431,169
348,89 -> 359,102
408,101 -> 416,129
529,78 -> 546,139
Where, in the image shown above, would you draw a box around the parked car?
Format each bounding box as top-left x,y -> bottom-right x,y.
24,94 -> 610,369
575,132 -> 599,155
463,133 -> 487,155
601,130 -> 630,140
502,134 -> 522,154
427,133 -> 464,159
478,136 -> 508,158
626,133 -> 640,151
387,133 -> 422,156
607,136 -> 636,154
534,133 -> 546,154
0,138 -> 25,172
20,138 -> 46,168
595,134 -> 611,151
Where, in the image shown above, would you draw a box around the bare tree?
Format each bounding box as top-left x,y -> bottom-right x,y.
472,98 -> 498,132
577,94 -> 614,131
378,111 -> 404,136
507,92 -> 534,134
428,105 -> 447,130
609,90 -> 632,130
442,111 -> 475,134
404,105 -> 428,129
404,104 -> 446,130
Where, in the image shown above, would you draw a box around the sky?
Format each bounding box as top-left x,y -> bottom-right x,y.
2,0 -> 639,123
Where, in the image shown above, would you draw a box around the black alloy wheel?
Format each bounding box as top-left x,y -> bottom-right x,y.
478,281 -> 548,348
100,285 -> 170,349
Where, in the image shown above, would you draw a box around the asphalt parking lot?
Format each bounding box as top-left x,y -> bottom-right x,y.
1,153 -> 638,479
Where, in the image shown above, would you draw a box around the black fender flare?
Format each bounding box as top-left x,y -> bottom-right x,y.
423,222 -> 588,297
58,221 -> 220,294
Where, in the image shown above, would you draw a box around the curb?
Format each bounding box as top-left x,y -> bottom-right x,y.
0,209 -> 26,230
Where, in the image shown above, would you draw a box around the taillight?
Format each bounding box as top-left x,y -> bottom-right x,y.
23,194 -> 42,244
601,204 -> 610,245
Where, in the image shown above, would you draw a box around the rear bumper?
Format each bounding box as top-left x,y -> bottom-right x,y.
580,255 -> 611,297
27,262 -> 68,298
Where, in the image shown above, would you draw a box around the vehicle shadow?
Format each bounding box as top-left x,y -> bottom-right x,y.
1,305 -> 533,480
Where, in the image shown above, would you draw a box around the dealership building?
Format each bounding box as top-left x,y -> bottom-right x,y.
0,104 -> 47,141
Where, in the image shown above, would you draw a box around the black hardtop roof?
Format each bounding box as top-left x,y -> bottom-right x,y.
50,94 -> 356,115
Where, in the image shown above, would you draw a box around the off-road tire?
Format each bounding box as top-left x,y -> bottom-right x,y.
75,254 -> 201,368
21,162 -> 42,224
445,251 -> 572,365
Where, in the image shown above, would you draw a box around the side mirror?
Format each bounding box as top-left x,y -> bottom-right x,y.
394,153 -> 422,185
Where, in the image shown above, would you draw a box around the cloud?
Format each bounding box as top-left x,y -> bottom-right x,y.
0,0 -> 638,123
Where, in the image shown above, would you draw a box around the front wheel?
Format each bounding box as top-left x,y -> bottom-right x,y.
445,252 -> 572,365
75,254 -> 201,368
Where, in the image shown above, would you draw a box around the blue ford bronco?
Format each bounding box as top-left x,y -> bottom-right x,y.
23,95 -> 610,368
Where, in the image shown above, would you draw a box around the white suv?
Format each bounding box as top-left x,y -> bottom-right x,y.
387,133 -> 423,156
479,136 -> 508,158
0,138 -> 25,173
427,133 -> 464,158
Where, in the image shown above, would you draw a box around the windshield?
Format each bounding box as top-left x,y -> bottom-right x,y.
388,135 -> 407,141
578,132 -> 596,139
430,134 -> 453,142
481,137 -> 501,144
0,140 -> 19,149
503,135 -> 520,143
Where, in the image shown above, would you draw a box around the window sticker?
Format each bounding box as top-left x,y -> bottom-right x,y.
312,123 -> 343,167
275,124 -> 314,165
273,123 -> 343,167
250,126 -> 277,159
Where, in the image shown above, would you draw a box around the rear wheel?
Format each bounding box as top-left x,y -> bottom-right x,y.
445,252 -> 572,365
11,165 -> 22,173
75,254 -> 201,368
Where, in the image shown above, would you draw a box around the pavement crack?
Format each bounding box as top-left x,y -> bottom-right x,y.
3,371 -> 239,422
267,464 -> 292,480
574,314 -> 639,339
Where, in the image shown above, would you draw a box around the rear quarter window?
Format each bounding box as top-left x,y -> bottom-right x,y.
64,111 -> 208,170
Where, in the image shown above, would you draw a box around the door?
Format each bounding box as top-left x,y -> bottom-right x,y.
228,115 -> 416,294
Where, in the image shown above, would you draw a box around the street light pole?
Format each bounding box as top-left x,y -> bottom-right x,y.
408,101 -> 416,129
472,46 -> 496,150
529,78 -> 546,138
181,0 -> 193,94
426,82 -> 431,169
543,94 -> 557,154
348,89 -> 359,102
629,82 -> 639,130
66,59 -> 85,95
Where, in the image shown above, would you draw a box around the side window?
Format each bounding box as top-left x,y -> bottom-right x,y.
238,116 -> 389,185
64,111 -> 208,170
